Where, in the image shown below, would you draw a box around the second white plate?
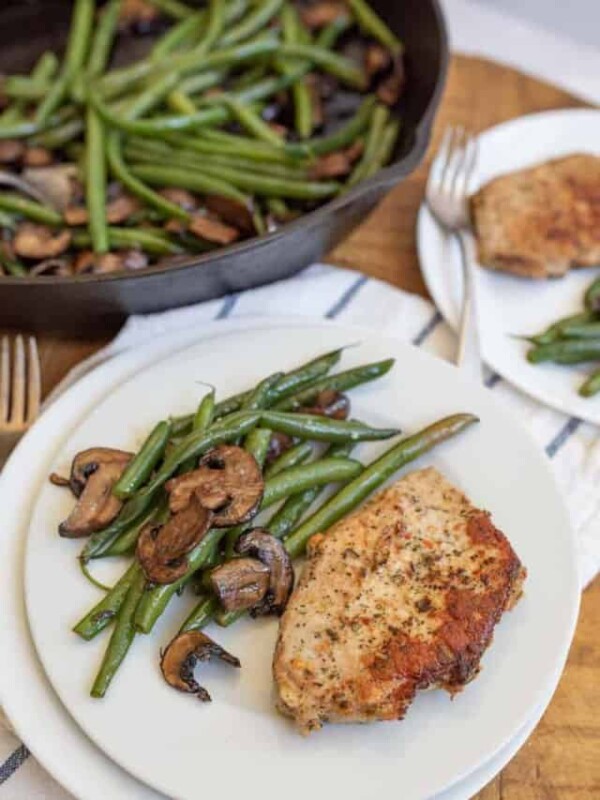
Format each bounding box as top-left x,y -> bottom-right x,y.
418,108 -> 600,425
24,320 -> 579,800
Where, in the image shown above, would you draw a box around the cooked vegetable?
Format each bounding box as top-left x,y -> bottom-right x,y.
113,420 -> 172,499
585,278 -> 600,313
209,557 -> 271,612
160,630 -> 240,700
527,340 -> 600,365
260,411 -> 398,442
235,528 -> 294,615
579,369 -> 600,398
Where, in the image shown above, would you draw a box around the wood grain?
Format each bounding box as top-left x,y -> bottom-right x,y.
1,54 -> 598,799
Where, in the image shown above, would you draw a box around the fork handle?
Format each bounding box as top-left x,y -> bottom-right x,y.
455,230 -> 484,382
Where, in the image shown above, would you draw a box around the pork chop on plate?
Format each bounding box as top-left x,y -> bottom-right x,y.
274,467 -> 526,734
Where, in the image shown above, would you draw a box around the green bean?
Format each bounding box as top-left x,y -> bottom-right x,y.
264,442 -> 313,479
1,52 -> 59,125
35,0 -> 95,124
261,412 -> 398,443
579,369 -> 600,398
113,420 -> 172,499
585,278 -> 600,313
85,107 -> 109,254
119,72 -> 181,120
30,118 -> 85,149
274,358 -> 395,411
244,428 -> 272,469
125,141 -> 308,181
193,0 -> 225,54
146,0 -> 195,19
135,528 -> 222,632
151,12 -> 204,60
73,226 -> 185,256
278,43 -> 367,89
285,414 -> 479,559
180,595 -> 219,632
0,193 -> 62,226
348,104 -> 390,186
87,0 -> 122,79
527,340 -> 600,365
91,570 -> 146,697
167,91 -> 197,116
347,0 -> 403,55
220,0 -> 284,46
184,129 -> 304,164
73,562 -> 141,641
526,312 -> 596,346
2,76 -> 52,101
106,133 -> 190,222
130,164 -> 250,203
0,254 -> 27,277
180,390 -> 216,473
132,158 -> 340,200
288,95 -> 376,157
262,457 -> 362,508
0,211 -> 16,230
316,15 -> 352,49
103,497 -> 168,557
280,3 -> 313,139
81,412 -> 261,560
244,372 -> 284,411
362,118 -> 400,180
178,70 -> 227,97
558,321 -> 600,339
79,559 -> 112,591
0,119 -> 47,140
223,98 -> 284,148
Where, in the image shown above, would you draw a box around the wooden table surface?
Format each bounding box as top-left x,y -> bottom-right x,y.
3,54 -> 599,799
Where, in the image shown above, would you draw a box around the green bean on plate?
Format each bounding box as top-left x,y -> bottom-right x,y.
0,0 -> 405,278
50,346 -> 478,700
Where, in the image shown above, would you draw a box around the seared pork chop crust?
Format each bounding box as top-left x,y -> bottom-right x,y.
470,154 -> 600,278
274,467 -> 526,733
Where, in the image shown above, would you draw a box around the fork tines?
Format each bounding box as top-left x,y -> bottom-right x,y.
0,335 -> 41,432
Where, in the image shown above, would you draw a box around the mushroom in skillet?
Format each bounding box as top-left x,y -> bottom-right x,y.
55,448 -> 133,537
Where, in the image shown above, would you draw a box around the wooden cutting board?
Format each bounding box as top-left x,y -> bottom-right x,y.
4,55 -> 599,799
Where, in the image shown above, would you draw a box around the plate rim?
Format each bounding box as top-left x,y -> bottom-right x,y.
417,106 -> 600,426
21,316 -> 580,800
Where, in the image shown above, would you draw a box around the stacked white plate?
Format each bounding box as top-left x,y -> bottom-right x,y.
0,317 -> 580,799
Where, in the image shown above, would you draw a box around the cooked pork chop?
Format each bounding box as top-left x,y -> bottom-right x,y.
470,153 -> 600,278
274,467 -> 525,734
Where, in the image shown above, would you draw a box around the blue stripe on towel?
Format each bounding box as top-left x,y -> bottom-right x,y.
546,417 -> 581,458
412,311 -> 442,347
216,294 -> 239,319
325,275 -> 369,319
0,745 -> 30,785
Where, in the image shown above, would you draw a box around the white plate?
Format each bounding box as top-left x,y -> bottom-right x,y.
22,319 -> 578,800
418,108 -> 600,425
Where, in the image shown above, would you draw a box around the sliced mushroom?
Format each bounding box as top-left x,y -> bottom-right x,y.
64,205 -> 89,226
0,139 -> 25,165
299,389 -> 350,420
137,496 -> 213,585
166,445 -> 264,526
188,213 -> 240,245
205,195 -> 255,234
377,56 -> 406,107
365,44 -> 392,78
159,187 -> 197,212
300,2 -> 347,29
209,558 -> 270,613
13,223 -> 71,260
65,194 -> 140,227
121,249 -> 149,271
23,147 -> 54,168
30,257 -> 72,276
345,139 -> 365,164
118,0 -> 161,32
137,523 -> 189,585
49,472 -> 71,488
59,460 -> 130,538
235,529 -> 295,615
265,432 -> 294,466
68,447 -> 133,497
310,151 -> 352,179
23,164 -> 80,211
160,631 -> 240,701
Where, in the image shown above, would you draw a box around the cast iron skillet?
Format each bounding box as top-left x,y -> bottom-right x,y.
0,0 -> 447,334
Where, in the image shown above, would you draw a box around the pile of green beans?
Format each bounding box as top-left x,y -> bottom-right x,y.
0,0 -> 404,278
58,347 -> 477,698
523,274 -> 600,398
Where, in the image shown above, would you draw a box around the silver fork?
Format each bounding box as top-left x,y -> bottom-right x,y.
0,335 -> 42,466
426,126 -> 482,381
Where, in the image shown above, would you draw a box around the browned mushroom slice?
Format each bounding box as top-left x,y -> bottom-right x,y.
299,389 -> 350,420
265,432 -> 294,465
118,0 -> 161,32
121,249 -> 149,271
64,205 -> 89,226
310,151 -> 352,179
345,139 -> 365,164
188,213 -> 240,245
31,257 -> 72,276
136,523 -> 189,585
23,165 -> 81,212
59,461 -> 129,538
365,44 -> 392,78
210,558 -> 270,612
166,445 -> 264,526
14,223 -> 71,260
159,187 -> 198,212
49,472 -> 71,488
0,139 -> 25,165
106,194 -> 140,224
205,196 -> 255,234
68,447 -> 133,496
377,55 -> 406,106
235,529 -> 295,615
300,1 -> 347,29
160,631 -> 240,701
23,147 -> 54,168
